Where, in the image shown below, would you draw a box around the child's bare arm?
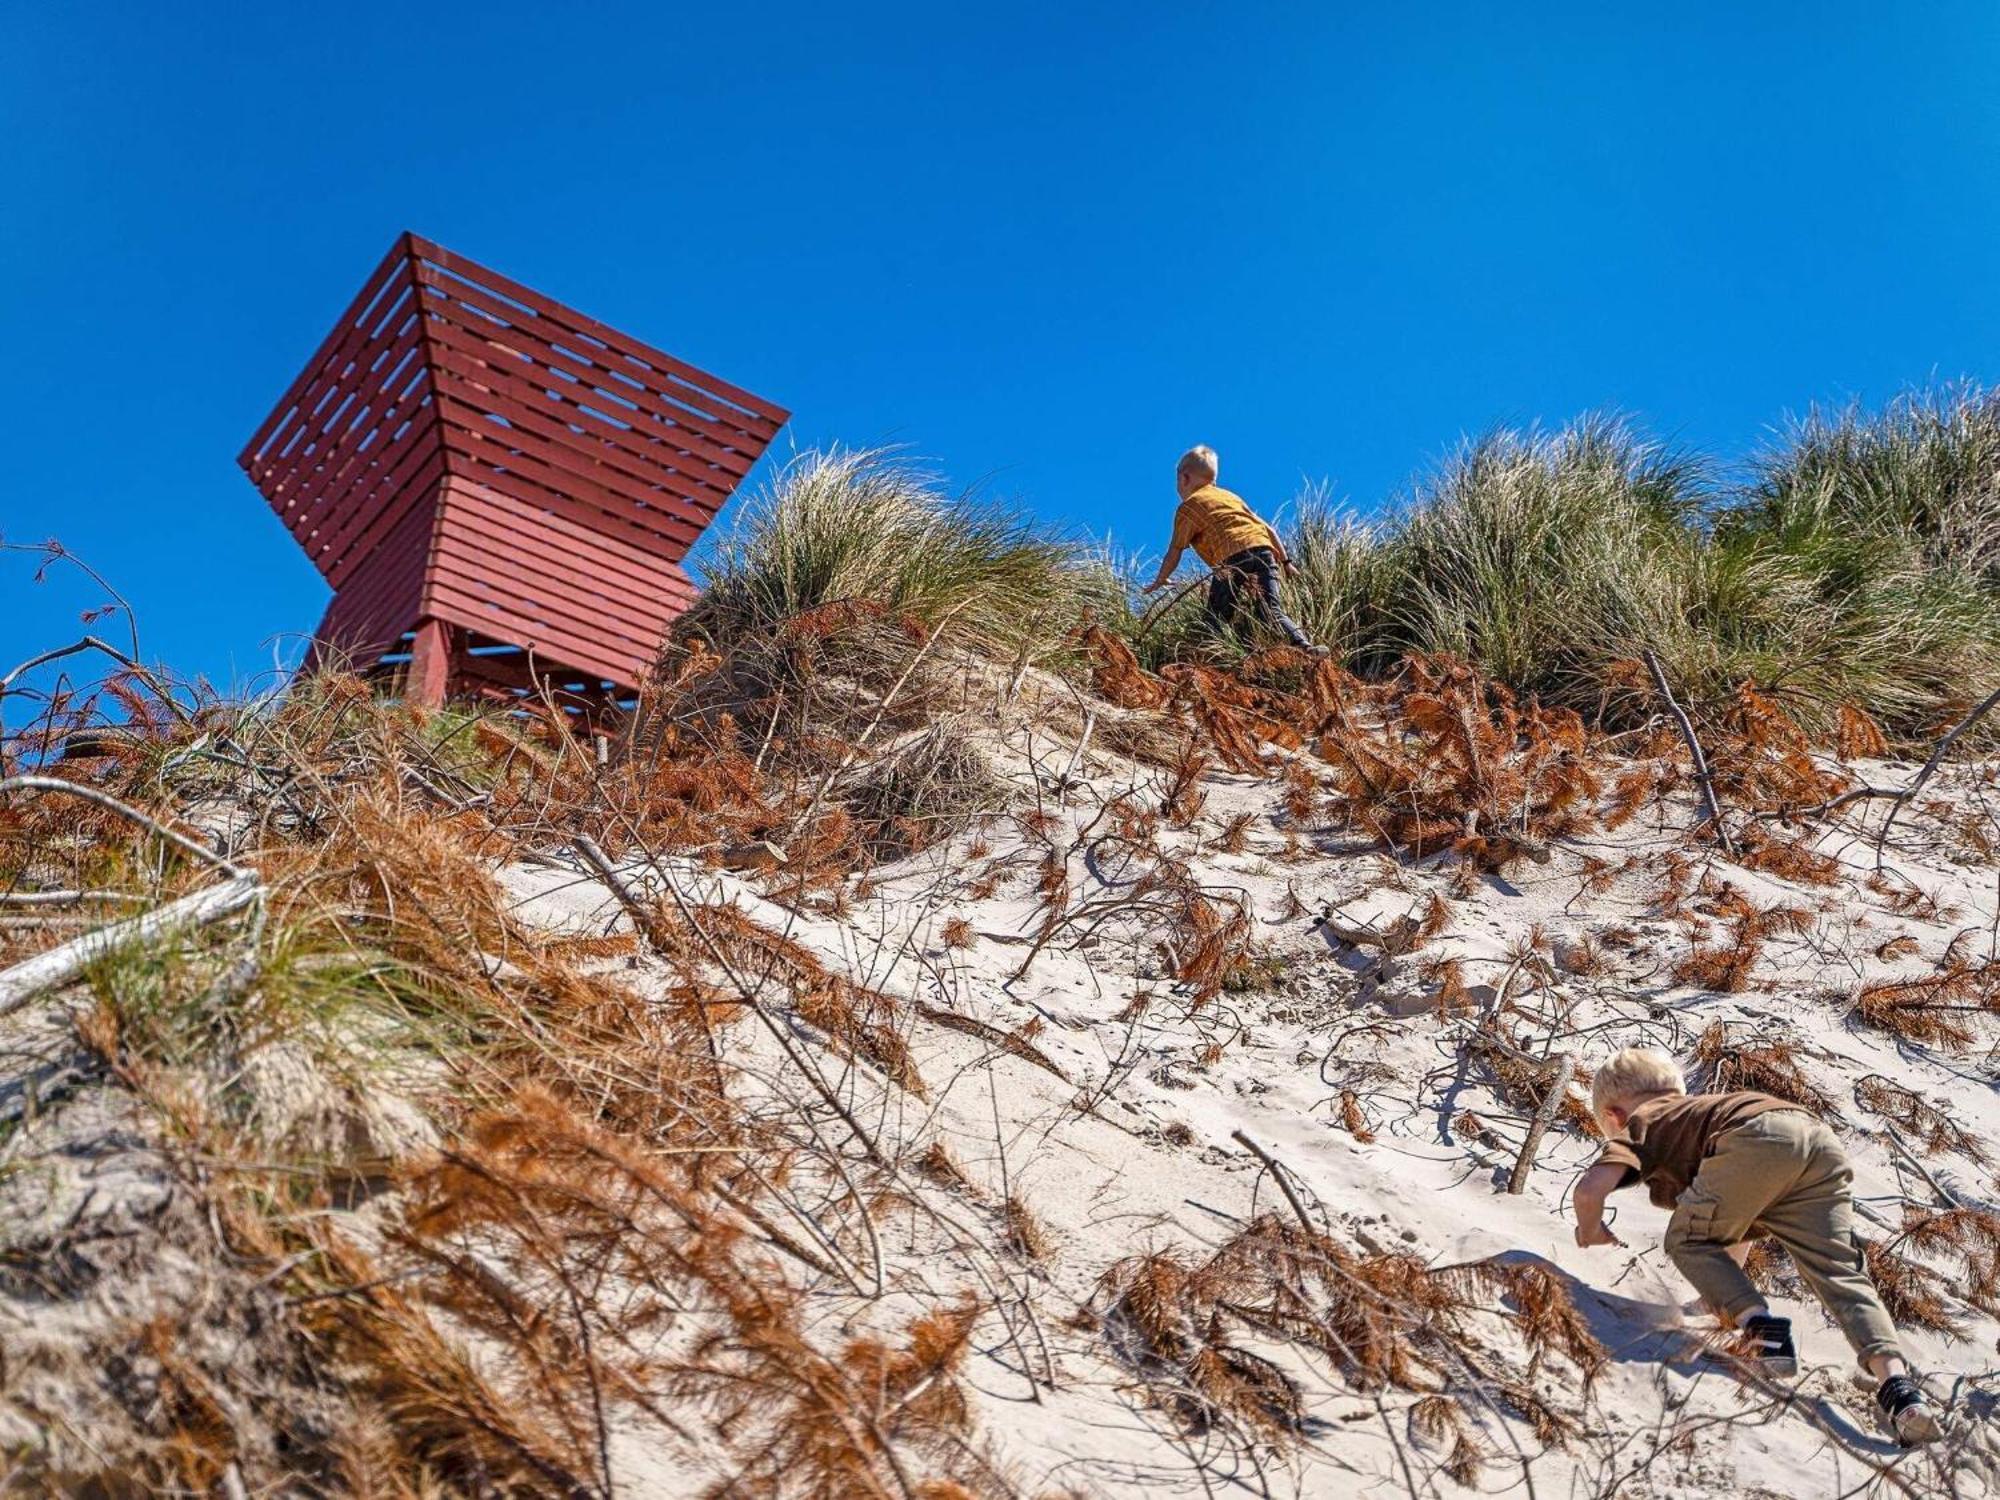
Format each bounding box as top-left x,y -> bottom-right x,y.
1146,509 -> 1193,592
1572,1162 -> 1628,1248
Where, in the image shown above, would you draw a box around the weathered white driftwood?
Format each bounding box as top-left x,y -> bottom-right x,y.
0,872 -> 261,1017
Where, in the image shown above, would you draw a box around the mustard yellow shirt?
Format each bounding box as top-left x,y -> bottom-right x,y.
1170,484 -> 1280,568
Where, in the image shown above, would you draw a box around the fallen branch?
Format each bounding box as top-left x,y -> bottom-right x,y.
913,1003 -> 1071,1083
1315,908 -> 1421,953
1641,651 -> 1732,854
1875,683 -> 2000,852
0,872 -> 262,1016
0,775 -> 243,876
1506,1051 -> 1573,1195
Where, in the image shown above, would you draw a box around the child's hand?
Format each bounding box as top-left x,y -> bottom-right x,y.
1574,1220 -> 1625,1249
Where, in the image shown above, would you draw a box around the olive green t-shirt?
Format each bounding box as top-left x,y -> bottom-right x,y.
1595,1091 -> 1804,1210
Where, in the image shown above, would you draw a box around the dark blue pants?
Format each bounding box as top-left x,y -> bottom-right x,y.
1205,546 -> 1313,650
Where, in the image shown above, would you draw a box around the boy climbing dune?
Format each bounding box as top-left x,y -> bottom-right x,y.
1571,1047 -> 1944,1446
1143,445 -> 1327,656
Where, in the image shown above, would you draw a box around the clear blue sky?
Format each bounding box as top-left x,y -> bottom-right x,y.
4,3 -> 1999,690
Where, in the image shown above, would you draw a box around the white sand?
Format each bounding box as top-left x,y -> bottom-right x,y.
493,704 -> 2000,1499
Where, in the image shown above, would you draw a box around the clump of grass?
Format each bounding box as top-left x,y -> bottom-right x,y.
845,720 -> 1009,858
1712,385 -> 2000,735
1280,483 -> 1393,660
1355,417 -> 1705,709
688,446 -> 1078,654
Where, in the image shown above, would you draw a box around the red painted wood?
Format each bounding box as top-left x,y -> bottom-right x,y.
416,287 -> 759,477
425,339 -> 739,502
407,234 -> 789,428
240,233 -> 785,708
404,618 -> 454,707
240,235 -> 416,465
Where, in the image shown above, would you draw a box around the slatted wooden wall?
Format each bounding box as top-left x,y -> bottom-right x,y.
240,232 -> 787,703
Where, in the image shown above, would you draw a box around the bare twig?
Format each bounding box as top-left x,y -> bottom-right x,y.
0,775 -> 243,876
1229,1129 -> 1319,1237
1875,683 -> 2000,852
1641,650 -> 1732,853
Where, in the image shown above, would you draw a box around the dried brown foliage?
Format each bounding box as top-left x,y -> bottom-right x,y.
1688,1022 -> 1837,1114
1853,959 -> 2000,1050
1861,1239 -> 1961,1334
1855,1074 -> 1990,1164
1705,684 -> 1851,815
1835,704 -> 1890,762
1091,1216 -> 1600,1465
1671,888 -> 1811,994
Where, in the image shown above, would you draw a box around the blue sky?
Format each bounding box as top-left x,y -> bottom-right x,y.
4,3 -> 1998,690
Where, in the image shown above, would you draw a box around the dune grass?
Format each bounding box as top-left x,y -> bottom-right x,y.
687,446 -> 1079,652
1269,395 -> 2000,737
679,386 -> 2000,743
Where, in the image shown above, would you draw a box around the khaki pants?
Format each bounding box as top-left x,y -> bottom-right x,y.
1663,1110 -> 1903,1366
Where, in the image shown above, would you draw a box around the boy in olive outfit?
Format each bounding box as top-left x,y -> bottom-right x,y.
1572,1047 -> 1942,1445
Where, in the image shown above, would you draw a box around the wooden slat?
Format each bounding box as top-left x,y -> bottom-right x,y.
240,235 -> 416,466
254,275 -> 420,480
279,370 -> 434,550
422,312 -> 754,482
255,326 -> 428,535
252,301 -> 423,498
435,484 -> 701,604
315,433 -> 447,587
426,338 -> 738,505
424,577 -> 655,686
430,526 -> 684,648
437,423 -> 703,559
432,495 -> 697,610
417,280 -> 764,469
429,508 -> 683,643
407,235 -> 789,429
431,383 -> 719,531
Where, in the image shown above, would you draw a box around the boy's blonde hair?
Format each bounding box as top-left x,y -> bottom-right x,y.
1178,445 -> 1219,484
1590,1047 -> 1686,1128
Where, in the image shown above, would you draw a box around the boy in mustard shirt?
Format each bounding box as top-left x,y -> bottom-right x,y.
1143,445 -> 1325,656
1572,1047 -> 1942,1445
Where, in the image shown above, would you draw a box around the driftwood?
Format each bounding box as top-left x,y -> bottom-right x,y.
1641,651 -> 1732,853
1316,910 -> 1422,952
0,872 -> 262,1016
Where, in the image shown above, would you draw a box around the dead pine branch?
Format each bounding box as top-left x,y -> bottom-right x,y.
1507,1052 -> 1573,1196
1641,650 -> 1733,854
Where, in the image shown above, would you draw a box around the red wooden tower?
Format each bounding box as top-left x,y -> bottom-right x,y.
240,233 -> 787,712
